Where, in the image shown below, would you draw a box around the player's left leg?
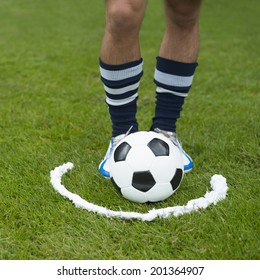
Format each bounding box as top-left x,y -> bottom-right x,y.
152,0 -> 202,172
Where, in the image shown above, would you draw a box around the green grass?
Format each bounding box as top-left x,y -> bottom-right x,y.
0,0 -> 259,260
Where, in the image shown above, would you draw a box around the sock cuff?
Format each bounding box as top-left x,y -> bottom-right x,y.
99,58 -> 143,82
156,56 -> 198,76
99,58 -> 143,71
154,57 -> 198,96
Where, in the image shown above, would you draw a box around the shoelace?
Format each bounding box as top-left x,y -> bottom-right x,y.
154,128 -> 179,146
112,125 -> 133,150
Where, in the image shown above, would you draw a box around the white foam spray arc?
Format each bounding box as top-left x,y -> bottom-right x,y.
50,162 -> 228,222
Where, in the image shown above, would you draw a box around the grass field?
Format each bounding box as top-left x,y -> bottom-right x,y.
0,0 -> 259,260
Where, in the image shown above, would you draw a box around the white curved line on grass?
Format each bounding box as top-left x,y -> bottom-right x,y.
50,162 -> 228,221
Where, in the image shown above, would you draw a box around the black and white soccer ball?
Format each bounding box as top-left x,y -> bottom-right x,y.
110,131 -> 184,203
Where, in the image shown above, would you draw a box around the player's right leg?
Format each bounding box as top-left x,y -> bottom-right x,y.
99,0 -> 147,177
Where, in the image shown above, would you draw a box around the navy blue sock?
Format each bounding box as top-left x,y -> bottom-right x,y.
108,100 -> 138,137
99,58 -> 143,137
152,93 -> 185,132
152,56 -> 198,132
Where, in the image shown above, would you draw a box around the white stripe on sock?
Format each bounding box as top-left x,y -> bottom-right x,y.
154,69 -> 194,88
156,87 -> 188,97
104,81 -> 140,95
100,61 -> 143,81
106,93 -> 138,106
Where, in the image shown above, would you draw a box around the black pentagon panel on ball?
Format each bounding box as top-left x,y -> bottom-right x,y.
170,168 -> 183,190
147,138 -> 169,156
132,171 -> 156,192
114,142 -> 131,162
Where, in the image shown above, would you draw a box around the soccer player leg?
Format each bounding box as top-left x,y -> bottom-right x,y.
152,0 -> 202,172
99,0 -> 147,177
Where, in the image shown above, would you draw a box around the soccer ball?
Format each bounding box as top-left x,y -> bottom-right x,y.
110,131 -> 184,203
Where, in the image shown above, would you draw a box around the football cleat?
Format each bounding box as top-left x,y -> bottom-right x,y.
99,127 -> 133,178
154,128 -> 193,173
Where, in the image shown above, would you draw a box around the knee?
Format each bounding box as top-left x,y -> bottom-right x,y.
105,1 -> 146,36
165,0 -> 201,29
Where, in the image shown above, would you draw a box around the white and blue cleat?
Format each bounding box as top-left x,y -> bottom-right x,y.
99,133 -> 126,178
153,128 -> 193,173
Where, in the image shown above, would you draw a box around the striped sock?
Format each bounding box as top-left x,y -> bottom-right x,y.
99,58 -> 143,137
152,56 -> 198,132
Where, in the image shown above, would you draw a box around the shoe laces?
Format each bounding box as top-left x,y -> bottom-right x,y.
154,128 -> 179,147
112,126 -> 133,150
